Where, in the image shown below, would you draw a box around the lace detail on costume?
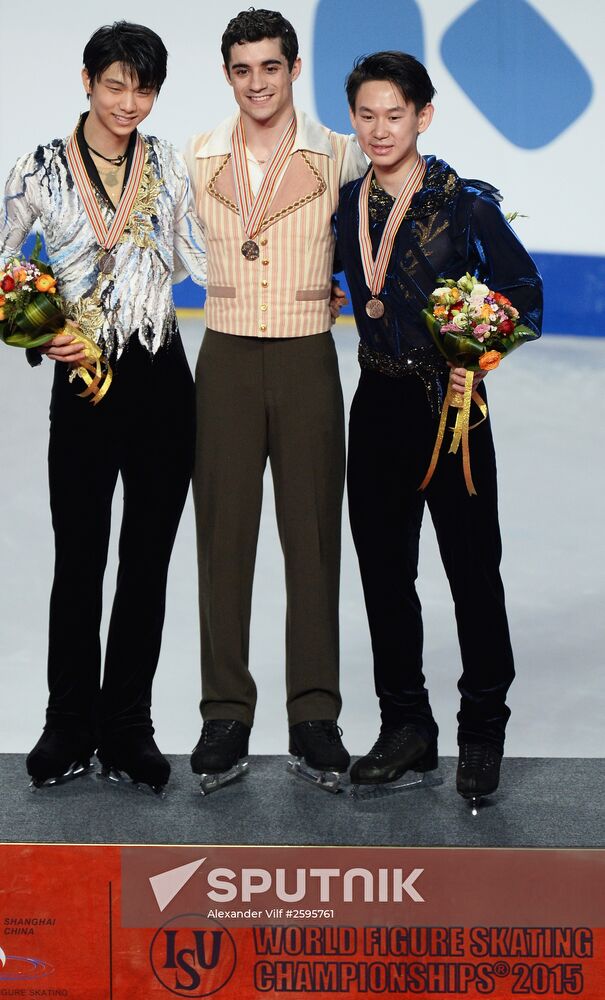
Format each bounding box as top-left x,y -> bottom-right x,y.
67,292 -> 106,345
413,215 -> 449,251
407,162 -> 462,219
368,161 -> 465,225
368,176 -> 396,223
118,144 -> 164,251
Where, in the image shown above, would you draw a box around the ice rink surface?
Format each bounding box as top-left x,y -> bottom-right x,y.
1,320 -> 603,759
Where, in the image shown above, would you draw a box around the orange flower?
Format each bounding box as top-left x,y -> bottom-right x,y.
0,294 -> 5,306
479,350 -> 502,371
0,307 -> 5,321
12,267 -> 28,284
35,274 -> 57,293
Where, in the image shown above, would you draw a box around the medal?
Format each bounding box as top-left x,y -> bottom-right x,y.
358,155 -> 427,317
99,252 -> 116,274
241,240 -> 260,261
366,297 -> 385,319
231,115 -> 296,260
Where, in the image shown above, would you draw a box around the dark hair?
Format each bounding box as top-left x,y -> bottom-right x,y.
221,8 -> 299,72
83,21 -> 168,93
346,51 -> 435,112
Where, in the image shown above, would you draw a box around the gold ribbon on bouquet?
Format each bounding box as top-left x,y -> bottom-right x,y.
419,370 -> 488,496
62,326 -> 113,405
5,291 -> 112,405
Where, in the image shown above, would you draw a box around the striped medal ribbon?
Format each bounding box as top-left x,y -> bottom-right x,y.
231,115 -> 296,260
66,127 -> 146,272
358,154 -> 427,318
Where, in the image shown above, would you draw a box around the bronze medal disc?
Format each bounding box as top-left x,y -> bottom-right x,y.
241,240 -> 260,261
99,252 -> 116,274
366,297 -> 385,319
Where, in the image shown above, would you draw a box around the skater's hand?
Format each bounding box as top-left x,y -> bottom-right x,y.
329,282 -> 348,323
39,321 -> 87,364
448,364 -> 486,394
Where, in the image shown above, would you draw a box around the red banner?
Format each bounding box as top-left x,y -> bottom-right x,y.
0,844 -> 603,999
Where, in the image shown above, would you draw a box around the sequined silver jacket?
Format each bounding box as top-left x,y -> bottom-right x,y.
0,134 -> 207,356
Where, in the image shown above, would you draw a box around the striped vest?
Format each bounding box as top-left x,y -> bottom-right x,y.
188,130 -> 353,338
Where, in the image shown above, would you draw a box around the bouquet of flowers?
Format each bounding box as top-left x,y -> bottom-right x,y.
419,273 -> 538,495
1,237 -> 111,403
424,272 -> 537,372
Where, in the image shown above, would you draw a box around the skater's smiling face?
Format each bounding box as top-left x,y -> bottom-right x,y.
82,63 -> 156,149
80,22 -> 167,152
223,37 -> 301,128
350,79 -> 433,184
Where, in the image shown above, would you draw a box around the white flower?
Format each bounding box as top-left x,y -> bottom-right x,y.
457,273 -> 476,294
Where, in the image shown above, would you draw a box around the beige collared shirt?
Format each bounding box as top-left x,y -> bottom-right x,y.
184,109 -> 367,338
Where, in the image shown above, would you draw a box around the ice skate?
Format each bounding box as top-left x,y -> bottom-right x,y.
287,720 -> 350,794
96,732 -> 170,796
349,724 -> 442,800
27,729 -> 95,790
191,720 -> 250,795
456,743 -> 502,815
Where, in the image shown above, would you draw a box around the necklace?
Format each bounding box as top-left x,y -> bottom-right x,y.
87,144 -> 127,166
97,164 -> 123,190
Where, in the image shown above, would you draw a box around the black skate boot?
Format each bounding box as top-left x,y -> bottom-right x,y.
349,724 -> 441,799
287,720 -> 350,793
456,742 -> 502,815
191,720 -> 250,795
27,728 -> 95,789
96,732 -> 170,796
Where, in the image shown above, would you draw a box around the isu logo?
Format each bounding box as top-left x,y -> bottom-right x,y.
149,914 -> 236,997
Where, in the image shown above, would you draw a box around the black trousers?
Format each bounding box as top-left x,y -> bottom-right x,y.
347,369 -> 515,753
45,333 -> 194,740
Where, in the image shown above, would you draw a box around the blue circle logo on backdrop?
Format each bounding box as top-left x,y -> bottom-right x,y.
313,0 -> 593,148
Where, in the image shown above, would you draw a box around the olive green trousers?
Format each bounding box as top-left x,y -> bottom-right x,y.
193,328 -> 345,728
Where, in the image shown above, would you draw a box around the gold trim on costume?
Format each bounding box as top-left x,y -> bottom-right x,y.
206,151 -> 327,231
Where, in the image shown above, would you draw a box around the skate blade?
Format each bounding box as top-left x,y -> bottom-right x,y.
287,757 -> 343,794
96,765 -> 167,798
459,792 -> 494,816
350,768 -> 443,800
199,760 -> 249,796
29,760 -> 95,791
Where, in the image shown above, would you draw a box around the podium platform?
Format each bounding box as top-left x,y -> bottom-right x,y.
1,753 -> 601,848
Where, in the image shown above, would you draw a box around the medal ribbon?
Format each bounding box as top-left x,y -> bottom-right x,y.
231,115 -> 296,238
66,128 -> 146,249
358,154 -> 427,297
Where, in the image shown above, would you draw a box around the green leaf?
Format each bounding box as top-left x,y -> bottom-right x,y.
3,329 -> 55,349
30,234 -> 53,275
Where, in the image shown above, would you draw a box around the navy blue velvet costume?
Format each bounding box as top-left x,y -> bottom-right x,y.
336,156 -> 543,751
337,156 -> 542,359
